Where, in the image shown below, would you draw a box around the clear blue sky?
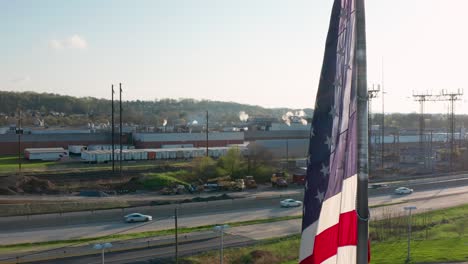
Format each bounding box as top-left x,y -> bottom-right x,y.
1,0 -> 467,113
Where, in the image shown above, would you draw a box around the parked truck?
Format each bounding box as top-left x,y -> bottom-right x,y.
271,171 -> 289,188
244,176 -> 257,189
205,176 -> 245,192
292,174 -> 306,185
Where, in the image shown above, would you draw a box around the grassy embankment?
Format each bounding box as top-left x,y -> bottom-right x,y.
0,155 -> 189,174
184,204 -> 468,264
0,156 -> 55,173
140,171 -> 189,190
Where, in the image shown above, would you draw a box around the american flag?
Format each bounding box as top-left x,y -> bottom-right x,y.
300,0 -> 366,263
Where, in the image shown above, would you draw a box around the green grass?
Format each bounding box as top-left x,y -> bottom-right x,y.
140,171 -> 190,190
184,203 -> 468,264
0,156 -> 56,172
185,235 -> 468,264
184,235 -> 301,264
0,155 -> 191,174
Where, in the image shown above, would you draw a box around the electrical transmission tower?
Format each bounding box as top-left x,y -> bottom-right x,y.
413,89 -> 464,172
412,91 -> 432,166
441,89 -> 463,171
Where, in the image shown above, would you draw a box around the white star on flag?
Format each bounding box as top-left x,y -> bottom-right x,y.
315,191 -> 325,203
320,163 -> 330,177
325,136 -> 334,150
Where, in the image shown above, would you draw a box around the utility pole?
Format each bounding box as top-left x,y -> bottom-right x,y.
175,208 -> 178,264
16,110 -> 23,176
380,57 -> 385,173
285,139 -> 289,171
368,84 -> 380,173
111,85 -> 115,173
404,206 -> 417,263
119,83 -> 123,177
206,111 -> 209,157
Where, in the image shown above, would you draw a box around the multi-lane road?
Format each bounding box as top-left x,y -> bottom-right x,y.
1,174 -> 468,263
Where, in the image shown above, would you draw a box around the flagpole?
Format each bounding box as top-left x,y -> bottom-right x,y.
355,0 -> 369,263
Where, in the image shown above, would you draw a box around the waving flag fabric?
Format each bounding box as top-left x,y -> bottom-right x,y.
299,0 -> 363,263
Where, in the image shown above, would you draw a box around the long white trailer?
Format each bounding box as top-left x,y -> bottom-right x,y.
25,148 -> 69,161
80,146 -> 248,163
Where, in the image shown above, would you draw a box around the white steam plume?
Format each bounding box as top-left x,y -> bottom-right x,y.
239,111 -> 249,122
281,111 -> 294,126
295,110 -> 306,117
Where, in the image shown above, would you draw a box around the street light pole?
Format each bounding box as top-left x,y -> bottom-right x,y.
404,206 -> 417,263
93,242 -> 112,264
213,224 -> 229,264
220,228 -> 224,264
175,208 -> 178,264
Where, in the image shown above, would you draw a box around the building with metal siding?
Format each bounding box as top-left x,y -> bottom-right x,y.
133,132 -> 244,149
0,133 -> 120,155
244,130 -> 309,141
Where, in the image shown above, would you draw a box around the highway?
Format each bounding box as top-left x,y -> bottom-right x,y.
3,187 -> 468,264
0,175 -> 467,263
1,175 -> 468,246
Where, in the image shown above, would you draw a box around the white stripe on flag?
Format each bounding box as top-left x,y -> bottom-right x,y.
317,192 -> 341,234
337,245 -> 357,264
340,174 -> 357,212
317,174 -> 358,234
299,221 -> 318,262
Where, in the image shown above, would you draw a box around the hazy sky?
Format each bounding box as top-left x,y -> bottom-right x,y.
1,0 -> 468,113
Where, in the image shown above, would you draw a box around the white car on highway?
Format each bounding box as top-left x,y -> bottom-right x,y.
124,213 -> 153,223
280,199 -> 303,208
394,187 -> 413,195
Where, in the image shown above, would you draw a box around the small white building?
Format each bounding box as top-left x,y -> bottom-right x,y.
24,148 -> 69,161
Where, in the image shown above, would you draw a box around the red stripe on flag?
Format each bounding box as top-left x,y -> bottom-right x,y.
300,210 -> 357,264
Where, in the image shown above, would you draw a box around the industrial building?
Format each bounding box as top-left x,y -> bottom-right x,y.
0,133 -> 122,155
133,132 -> 244,149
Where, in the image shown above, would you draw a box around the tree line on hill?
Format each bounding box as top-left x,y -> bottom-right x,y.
0,91 -> 313,128
1,91 -> 468,131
